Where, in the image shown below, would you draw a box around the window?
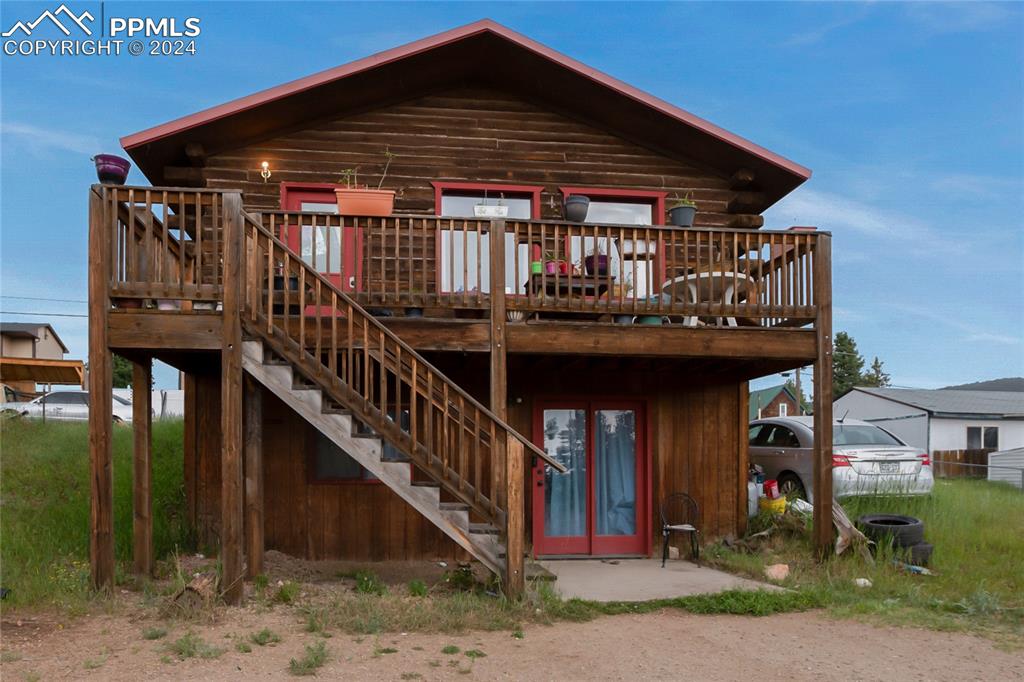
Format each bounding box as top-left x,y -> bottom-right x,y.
311,430 -> 377,482
39,392 -> 86,405
778,403 -> 788,417
967,426 -> 998,450
748,424 -> 764,444
433,182 -> 541,294
279,183 -> 360,291
558,187 -> 668,298
833,425 -> 903,446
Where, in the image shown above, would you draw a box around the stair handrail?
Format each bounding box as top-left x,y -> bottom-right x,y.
239,210 -> 564,474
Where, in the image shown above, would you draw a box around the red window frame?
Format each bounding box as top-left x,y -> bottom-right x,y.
432,181 -> 543,295
279,182 -> 363,291
531,397 -> 651,557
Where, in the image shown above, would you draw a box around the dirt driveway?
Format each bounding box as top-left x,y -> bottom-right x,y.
3,607 -> 1021,681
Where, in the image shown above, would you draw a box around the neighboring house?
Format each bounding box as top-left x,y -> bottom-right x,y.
0,322 -> 82,399
833,387 -> 1024,455
85,20 -> 837,599
749,384 -> 800,419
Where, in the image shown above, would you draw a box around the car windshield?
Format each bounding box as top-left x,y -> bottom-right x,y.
833,424 -> 902,446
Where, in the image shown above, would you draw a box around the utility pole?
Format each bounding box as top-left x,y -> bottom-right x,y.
795,367 -> 802,415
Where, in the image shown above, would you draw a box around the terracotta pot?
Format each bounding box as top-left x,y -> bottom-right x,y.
335,188 -> 395,217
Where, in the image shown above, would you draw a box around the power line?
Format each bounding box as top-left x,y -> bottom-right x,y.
0,311 -> 89,318
0,295 -> 88,304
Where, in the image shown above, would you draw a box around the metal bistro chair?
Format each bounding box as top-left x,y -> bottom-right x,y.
661,492 -> 701,566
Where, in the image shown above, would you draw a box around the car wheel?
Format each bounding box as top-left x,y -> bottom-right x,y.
778,473 -> 807,501
856,514 -> 925,548
112,416 -> 124,425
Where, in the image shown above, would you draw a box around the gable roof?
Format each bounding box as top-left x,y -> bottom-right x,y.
749,384 -> 798,420
850,387 -> 1024,419
122,19 -> 810,211
0,322 -> 70,353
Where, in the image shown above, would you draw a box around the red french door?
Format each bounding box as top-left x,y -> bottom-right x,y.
280,183 -> 362,292
532,400 -> 648,556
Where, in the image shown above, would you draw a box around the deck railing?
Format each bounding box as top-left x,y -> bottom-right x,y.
95,187 -> 826,329
261,211 -> 824,328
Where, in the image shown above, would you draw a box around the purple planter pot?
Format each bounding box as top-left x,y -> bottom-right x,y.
584,254 -> 609,276
93,154 -> 131,185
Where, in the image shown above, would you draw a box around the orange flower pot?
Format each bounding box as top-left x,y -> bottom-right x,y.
334,188 -> 395,217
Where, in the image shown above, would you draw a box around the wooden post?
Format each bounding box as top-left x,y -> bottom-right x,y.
183,372 -> 197,526
243,375 -> 264,579
88,186 -> 115,591
812,234 -> 834,556
489,220 -> 508,493
132,357 -> 153,577
505,438 -> 525,598
736,381 -> 750,537
220,192 -> 245,604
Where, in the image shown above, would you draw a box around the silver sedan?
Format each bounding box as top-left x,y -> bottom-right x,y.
14,391 -> 135,423
749,416 -> 934,502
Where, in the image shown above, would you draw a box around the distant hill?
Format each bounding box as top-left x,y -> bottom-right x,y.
941,377 -> 1024,392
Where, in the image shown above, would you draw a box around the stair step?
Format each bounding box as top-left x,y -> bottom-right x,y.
321,402 -> 350,415
292,377 -> 319,391
383,452 -> 412,464
438,502 -> 469,512
411,480 -> 440,488
469,523 -> 500,535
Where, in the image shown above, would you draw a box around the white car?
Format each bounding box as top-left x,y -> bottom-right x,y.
749,416 -> 933,502
13,390 -> 135,423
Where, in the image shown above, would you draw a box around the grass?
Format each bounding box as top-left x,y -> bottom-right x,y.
289,640 -> 328,676
273,581 -> 301,604
166,632 -> 226,660
704,479 -> 1024,643
142,626 -> 168,640
250,628 -> 282,646
0,418 -> 193,609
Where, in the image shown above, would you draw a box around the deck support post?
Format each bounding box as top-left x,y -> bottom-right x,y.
489,219 -> 522,597
132,357 -> 153,577
812,234 -> 834,556
88,186 -> 115,591
244,375 -> 264,579
220,192 -> 245,604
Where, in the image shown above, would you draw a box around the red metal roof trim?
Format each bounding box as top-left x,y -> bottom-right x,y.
120,19 -> 810,180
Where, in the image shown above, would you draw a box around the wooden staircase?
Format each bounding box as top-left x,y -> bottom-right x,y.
241,339 -> 505,574
236,210 -> 563,590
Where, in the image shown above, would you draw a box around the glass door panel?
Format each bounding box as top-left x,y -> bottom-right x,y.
593,409 -> 637,537
540,408 -> 588,553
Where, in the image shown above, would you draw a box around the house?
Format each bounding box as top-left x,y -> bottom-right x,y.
749,384 -> 801,419
86,20 -> 835,600
0,321 -> 82,400
833,387 -> 1024,454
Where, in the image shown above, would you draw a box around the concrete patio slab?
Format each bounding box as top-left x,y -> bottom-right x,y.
539,558 -> 779,601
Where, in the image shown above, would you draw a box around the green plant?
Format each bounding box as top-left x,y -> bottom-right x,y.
236,641 -> 253,653
400,674 -> 423,680
250,628 -> 282,646
443,566 -> 477,592
288,641 -> 328,676
669,191 -> 696,208
253,573 -> 270,592
142,626 -> 168,640
441,645 -> 460,655
0,651 -> 23,663
464,649 -> 487,659
511,628 -> 524,640
273,581 -> 301,604
83,654 -> 107,669
374,646 -> 399,656
354,570 -> 386,596
167,632 -> 225,660
408,579 -> 428,597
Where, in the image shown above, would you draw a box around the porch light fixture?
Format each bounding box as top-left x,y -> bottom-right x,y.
260,161 -> 271,182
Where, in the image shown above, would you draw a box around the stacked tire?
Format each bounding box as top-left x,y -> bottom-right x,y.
856,514 -> 933,566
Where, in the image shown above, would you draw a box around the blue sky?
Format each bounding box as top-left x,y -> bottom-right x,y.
1,1 -> 1022,390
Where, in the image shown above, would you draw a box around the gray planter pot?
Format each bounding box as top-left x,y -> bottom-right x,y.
564,195 -> 590,222
668,205 -> 696,227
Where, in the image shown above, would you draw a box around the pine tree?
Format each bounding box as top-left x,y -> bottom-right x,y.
833,331 -> 865,396
111,354 -> 133,388
861,356 -> 891,387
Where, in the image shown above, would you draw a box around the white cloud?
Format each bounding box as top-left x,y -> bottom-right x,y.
0,122 -> 100,156
964,332 -> 1023,346
782,8 -> 871,47
765,187 -> 937,243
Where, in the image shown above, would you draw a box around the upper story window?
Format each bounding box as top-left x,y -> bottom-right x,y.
433,182 -> 542,294
280,183 -> 360,291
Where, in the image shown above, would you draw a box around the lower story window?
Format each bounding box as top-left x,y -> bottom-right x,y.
312,430 -> 377,482
966,426 -> 998,450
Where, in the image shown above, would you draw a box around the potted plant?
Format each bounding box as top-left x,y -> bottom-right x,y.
334,148 -> 396,216
544,251 -> 568,275
668,192 -> 697,227
473,193 -> 509,218
584,242 -> 609,276
618,236 -> 656,258
93,154 -> 131,185
564,194 -> 590,222
530,259 -> 543,275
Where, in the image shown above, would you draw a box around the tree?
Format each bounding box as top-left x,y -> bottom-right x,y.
833,331 -> 865,396
861,356 -> 891,388
112,354 -> 132,388
783,378 -> 808,415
